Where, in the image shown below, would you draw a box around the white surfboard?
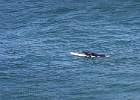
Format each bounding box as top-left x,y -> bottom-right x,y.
70,52 -> 96,57
70,52 -> 109,58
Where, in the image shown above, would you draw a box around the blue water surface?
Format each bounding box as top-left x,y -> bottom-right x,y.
0,0 -> 140,100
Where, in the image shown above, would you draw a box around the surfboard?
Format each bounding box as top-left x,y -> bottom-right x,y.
70,52 -> 95,57
70,52 -> 110,58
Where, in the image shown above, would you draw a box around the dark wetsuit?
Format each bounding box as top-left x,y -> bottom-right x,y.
83,51 -> 106,57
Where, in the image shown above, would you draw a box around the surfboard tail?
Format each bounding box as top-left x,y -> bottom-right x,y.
105,55 -> 110,57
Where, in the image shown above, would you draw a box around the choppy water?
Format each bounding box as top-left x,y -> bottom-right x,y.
0,0 -> 140,100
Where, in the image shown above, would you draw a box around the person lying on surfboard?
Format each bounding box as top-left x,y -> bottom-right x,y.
83,50 -> 106,57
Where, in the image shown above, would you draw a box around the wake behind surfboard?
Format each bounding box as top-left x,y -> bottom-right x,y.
70,52 -> 110,58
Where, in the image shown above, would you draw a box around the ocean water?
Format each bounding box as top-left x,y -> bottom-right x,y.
0,0 -> 140,100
